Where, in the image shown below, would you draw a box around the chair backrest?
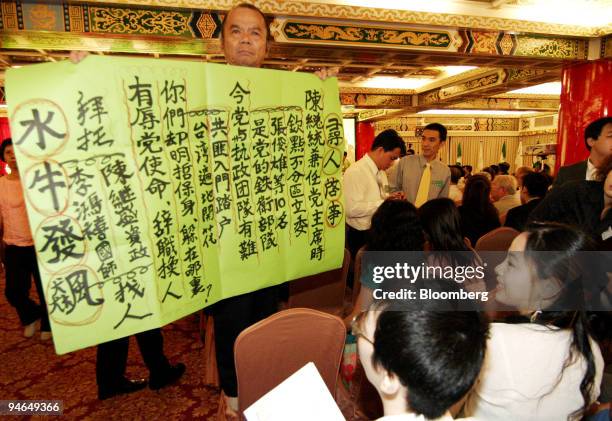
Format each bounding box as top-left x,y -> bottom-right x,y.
475,227 -> 520,290
499,211 -> 508,226
475,227 -> 520,251
351,245 -> 367,307
287,249 -> 350,316
234,308 -> 346,413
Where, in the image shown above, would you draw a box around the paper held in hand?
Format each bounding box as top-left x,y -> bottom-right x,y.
244,362 -> 345,421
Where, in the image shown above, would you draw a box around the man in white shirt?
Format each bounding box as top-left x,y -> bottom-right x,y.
344,129 -> 405,258
553,116 -> 612,187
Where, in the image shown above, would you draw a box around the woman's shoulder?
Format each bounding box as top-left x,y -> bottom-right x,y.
489,322 -> 564,343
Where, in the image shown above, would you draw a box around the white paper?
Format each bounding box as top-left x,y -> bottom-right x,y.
244,362 -> 346,421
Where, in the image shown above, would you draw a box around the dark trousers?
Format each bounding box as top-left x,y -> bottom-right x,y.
346,226 -> 369,288
96,328 -> 170,390
346,225 -> 368,260
4,245 -> 50,331
211,285 -> 280,397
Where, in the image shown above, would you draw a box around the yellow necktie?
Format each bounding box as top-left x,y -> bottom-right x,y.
415,163 -> 431,207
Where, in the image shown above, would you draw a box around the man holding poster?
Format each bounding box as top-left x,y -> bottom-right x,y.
210,5 -> 280,416
212,3 -> 336,416
6,0 -> 344,410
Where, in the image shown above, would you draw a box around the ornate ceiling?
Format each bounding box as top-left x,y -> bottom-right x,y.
0,0 -> 610,121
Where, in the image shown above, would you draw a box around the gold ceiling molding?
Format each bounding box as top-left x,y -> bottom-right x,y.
506,68 -> 548,82
358,109 -> 390,121
81,0 -> 605,37
597,23 -> 612,37
0,31 -> 214,55
491,93 -> 560,99
520,128 -> 558,136
450,98 -> 559,111
271,19 -> 462,52
419,69 -> 506,106
603,35 -> 612,58
340,87 -> 416,95
339,92 -> 412,109
514,36 -> 588,59
417,68 -> 495,93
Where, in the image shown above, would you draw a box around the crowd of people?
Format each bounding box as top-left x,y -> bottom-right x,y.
343,116 -> 612,420
1,1 -> 611,420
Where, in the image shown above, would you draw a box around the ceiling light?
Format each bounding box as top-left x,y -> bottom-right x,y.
417,109 -> 528,116
507,82 -> 561,95
436,66 -> 478,77
342,76 -> 430,90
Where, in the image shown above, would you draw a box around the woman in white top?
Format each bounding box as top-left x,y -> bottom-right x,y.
463,222 -> 605,421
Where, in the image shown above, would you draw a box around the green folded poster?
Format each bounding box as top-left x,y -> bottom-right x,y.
5,56 -> 345,354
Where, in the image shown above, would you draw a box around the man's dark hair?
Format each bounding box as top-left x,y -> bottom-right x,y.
398,141 -> 407,157
0,138 -> 12,163
371,129 -> 405,152
372,280 -> 489,419
423,123 -> 447,142
584,116 -> 612,151
449,165 -> 462,184
481,166 -> 496,180
490,164 -> 499,175
498,162 -> 510,174
221,3 -> 271,44
463,165 -> 472,173
522,171 -> 550,198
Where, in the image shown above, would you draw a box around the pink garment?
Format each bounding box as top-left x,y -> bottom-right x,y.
0,176 -> 34,246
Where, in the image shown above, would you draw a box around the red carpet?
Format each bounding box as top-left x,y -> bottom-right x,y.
0,288 -> 220,419
0,267 -> 371,420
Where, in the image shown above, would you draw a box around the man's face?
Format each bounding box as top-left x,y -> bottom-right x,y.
222,7 -> 268,68
519,186 -> 529,204
588,122 -> 612,162
490,180 -> 505,201
604,170 -> 612,201
421,129 -> 443,161
3,145 -> 17,170
355,311 -> 382,391
375,147 -> 401,171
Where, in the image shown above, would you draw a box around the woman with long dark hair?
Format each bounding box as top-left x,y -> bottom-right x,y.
343,199 -> 424,328
463,223 -> 604,420
418,198 -> 486,292
419,198 -> 471,252
458,174 -> 500,246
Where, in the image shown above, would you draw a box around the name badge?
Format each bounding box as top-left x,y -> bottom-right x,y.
432,180 -> 444,188
602,226 -> 612,241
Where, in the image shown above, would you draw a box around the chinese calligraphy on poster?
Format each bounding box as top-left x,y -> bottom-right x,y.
6,56 -> 345,354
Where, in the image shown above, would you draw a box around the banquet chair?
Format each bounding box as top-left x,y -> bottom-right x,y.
234,308 -> 346,413
287,249 -> 350,316
351,246 -> 366,309
475,226 -> 520,291
474,226 -> 520,252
